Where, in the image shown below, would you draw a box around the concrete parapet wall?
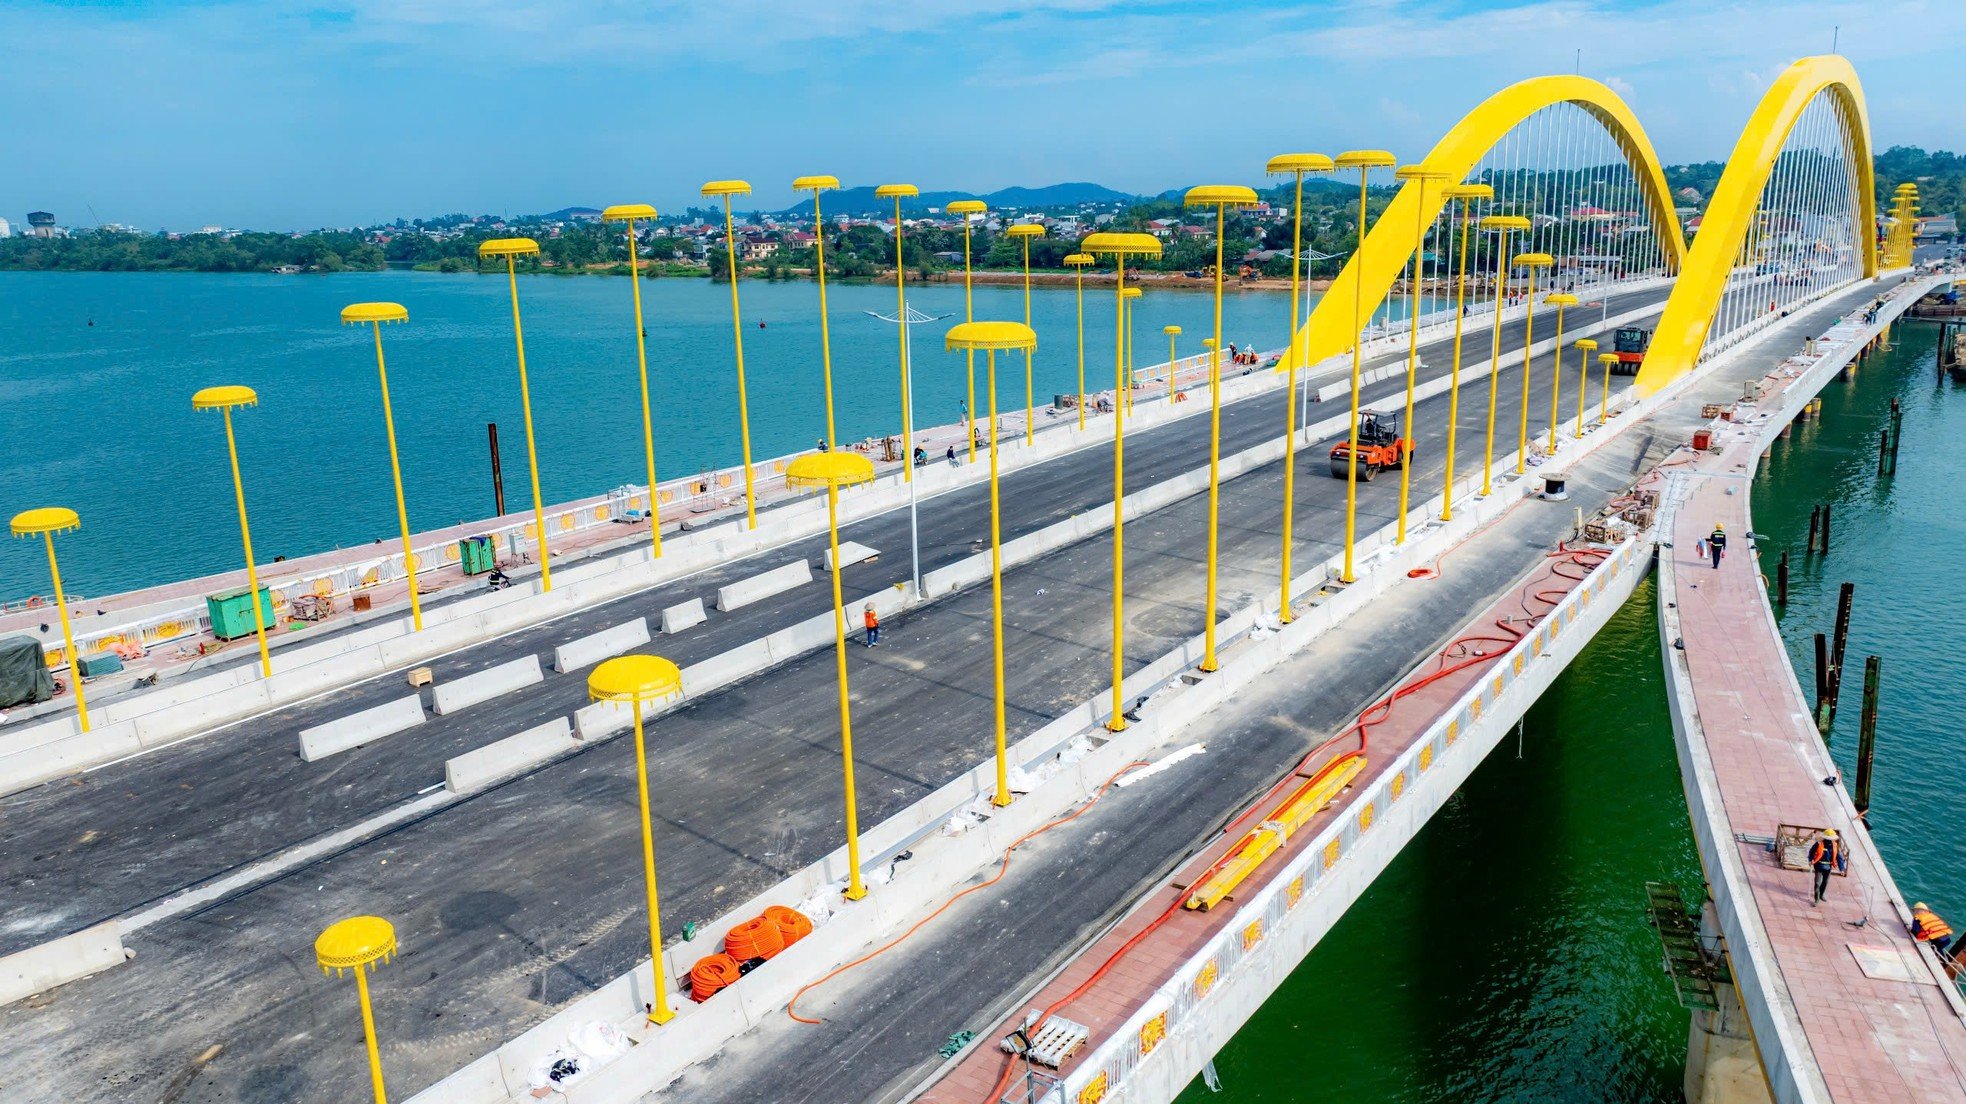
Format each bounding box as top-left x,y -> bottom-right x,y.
0,921 -> 126,1008
297,695 -> 426,763
430,656 -> 544,716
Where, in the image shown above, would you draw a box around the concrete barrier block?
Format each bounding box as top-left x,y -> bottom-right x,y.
431,655 -> 544,716
552,618 -> 651,674
679,639 -> 771,698
444,718 -> 576,793
822,541 -> 878,572
715,560 -> 812,612
1,921 -> 125,1007
0,722 -> 142,798
763,612 -> 836,664
402,1053 -> 506,1104
298,695 -> 425,762
572,698 -> 632,742
659,598 -> 707,635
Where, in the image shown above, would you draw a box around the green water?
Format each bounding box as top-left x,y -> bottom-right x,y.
1182,326 -> 1957,1100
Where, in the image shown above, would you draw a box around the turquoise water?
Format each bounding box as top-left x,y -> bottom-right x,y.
1180,324 -> 1960,1101
0,271 -> 1355,599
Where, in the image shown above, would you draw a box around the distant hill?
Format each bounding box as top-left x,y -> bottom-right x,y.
540,206 -> 603,221
774,182 -> 1137,217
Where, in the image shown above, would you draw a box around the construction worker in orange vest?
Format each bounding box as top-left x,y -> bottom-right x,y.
1808,828 -> 1847,905
1912,902 -> 1955,956
862,602 -> 880,648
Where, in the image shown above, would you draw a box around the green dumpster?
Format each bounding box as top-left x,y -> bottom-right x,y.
206,585 -> 272,641
459,535 -> 496,576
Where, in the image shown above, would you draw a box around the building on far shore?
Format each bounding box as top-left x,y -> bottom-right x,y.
0,215 -> 10,238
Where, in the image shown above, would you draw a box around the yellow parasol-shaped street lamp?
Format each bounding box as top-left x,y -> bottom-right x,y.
1438,183 -> 1491,522
1333,150 -> 1398,583
1512,253 -> 1555,472
702,180 -> 760,529
1121,286 -> 1142,414
192,384 -> 273,678
785,450 -> 879,898
1598,352 -> 1619,425
794,175 -> 843,449
1162,325 -> 1181,402
10,507 -> 88,728
945,320 -> 1035,806
315,915 -> 398,1104
340,302 -> 423,631
1183,184 -> 1259,671
877,184 -> 921,481
1080,232 -> 1161,730
1005,223 -> 1047,445
1542,292 -> 1578,452
602,205 -> 666,557
478,237 -> 554,591
1065,252 -> 1094,429
1573,337 -> 1598,438
1391,165 -> 1450,544
948,199 -> 988,462
1476,216 -> 1529,494
1266,152 -> 1335,622
588,653 -> 685,1022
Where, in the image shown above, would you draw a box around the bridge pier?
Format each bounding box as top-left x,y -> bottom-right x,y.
1685,907 -> 1776,1104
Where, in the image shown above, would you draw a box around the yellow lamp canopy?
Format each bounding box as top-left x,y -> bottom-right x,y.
10,507 -> 79,537
192,384 -> 259,411
315,915 -> 398,976
588,653 -> 684,704
701,180 -> 752,197
875,183 -> 919,199
1006,223 -> 1046,238
602,204 -> 658,222
1183,184 -> 1259,208
1202,337 -> 1218,348
945,320 -> 1037,352
1164,324 -> 1182,335
1334,150 -> 1398,170
1444,183 -> 1494,200
1394,163 -> 1452,182
1545,292 -> 1580,306
1080,231 -> 1162,257
947,199 -> 987,216
1577,338 -> 1599,350
340,302 -> 408,326
1514,252 -> 1556,268
1598,353 -> 1621,364
785,451 -> 876,490
793,175 -> 839,192
478,237 -> 540,259
1121,287 -> 1142,301
1063,253 -> 1094,268
1266,153 -> 1335,175
1481,215 -> 1532,231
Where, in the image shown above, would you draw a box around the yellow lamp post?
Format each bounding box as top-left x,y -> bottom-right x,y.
315,915 -> 398,1104
10,507 -> 88,728
1080,232 -> 1162,731
784,451 -> 878,898
1265,153 -> 1335,622
1598,352 -> 1619,425
1121,286 -> 1142,415
602,205 -> 666,558
192,385 -> 273,678
794,175 -> 843,449
1333,150 -> 1398,583
588,653 -> 685,1022
1541,291 -> 1577,452
1390,165 -> 1449,545
877,184 -> 922,480
944,321 -> 1036,807
1065,253 -> 1094,429
1512,253 -> 1555,472
702,180 -> 759,529
1438,183 -> 1491,522
1573,338 -> 1598,438
478,237 -> 554,591
340,302 -> 423,631
1476,216 -> 1529,495
1006,223 -> 1047,446
948,199 -> 988,462
1162,325 -> 1181,401
1183,184 -> 1259,672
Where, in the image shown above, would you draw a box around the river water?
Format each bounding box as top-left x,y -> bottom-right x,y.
1180,322 -> 1961,1100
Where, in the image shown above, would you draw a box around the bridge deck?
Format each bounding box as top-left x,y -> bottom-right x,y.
1668,293 -> 1966,1100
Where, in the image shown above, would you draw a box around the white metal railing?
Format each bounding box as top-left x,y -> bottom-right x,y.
1057,537 -> 1641,1104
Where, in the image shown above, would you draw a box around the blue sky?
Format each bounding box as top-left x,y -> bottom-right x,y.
3,0 -> 1958,230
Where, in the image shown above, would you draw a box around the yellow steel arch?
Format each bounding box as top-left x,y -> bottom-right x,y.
1634,55 -> 1876,393
1284,75 -> 1686,371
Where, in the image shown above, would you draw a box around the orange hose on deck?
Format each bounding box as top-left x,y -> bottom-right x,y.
690,953 -> 743,1002
726,915 -> 786,961
765,905 -> 813,946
